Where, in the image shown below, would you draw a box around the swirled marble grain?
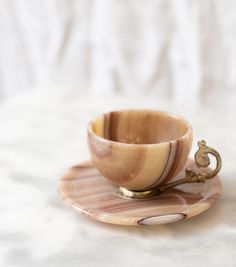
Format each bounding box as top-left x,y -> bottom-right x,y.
87,110 -> 193,191
58,160 -> 221,226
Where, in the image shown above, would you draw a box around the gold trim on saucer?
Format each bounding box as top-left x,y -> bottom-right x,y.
119,140 -> 222,199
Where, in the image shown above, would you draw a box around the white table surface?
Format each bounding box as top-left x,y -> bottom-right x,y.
0,89 -> 235,267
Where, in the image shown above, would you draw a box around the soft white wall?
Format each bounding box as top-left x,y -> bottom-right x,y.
0,0 -> 236,104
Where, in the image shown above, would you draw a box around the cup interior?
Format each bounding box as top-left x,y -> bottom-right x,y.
90,109 -> 190,145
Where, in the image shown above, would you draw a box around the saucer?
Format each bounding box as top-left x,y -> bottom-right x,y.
58,159 -> 222,226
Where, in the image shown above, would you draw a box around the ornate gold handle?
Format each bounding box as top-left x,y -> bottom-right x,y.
119,140 -> 222,199
157,140 -> 222,193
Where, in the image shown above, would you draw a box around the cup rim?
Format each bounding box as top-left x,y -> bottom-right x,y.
87,109 -> 192,147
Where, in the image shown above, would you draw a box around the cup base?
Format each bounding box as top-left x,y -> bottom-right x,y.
119,186 -> 163,199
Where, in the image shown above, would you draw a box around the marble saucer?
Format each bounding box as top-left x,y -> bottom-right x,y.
58,159 -> 222,226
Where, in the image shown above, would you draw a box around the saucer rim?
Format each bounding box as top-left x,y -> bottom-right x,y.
58,159 -> 222,226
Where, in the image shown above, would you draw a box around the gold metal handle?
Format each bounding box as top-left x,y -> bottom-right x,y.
119,140 -> 222,199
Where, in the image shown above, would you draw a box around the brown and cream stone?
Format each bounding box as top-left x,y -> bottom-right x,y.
87,109 -> 193,191
58,160 -> 222,226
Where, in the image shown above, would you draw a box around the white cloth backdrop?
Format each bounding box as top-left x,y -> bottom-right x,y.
0,0 -> 236,104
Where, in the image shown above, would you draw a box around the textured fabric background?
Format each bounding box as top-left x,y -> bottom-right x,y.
0,0 -> 236,104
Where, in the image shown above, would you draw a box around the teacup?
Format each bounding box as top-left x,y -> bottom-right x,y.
87,109 -> 193,192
